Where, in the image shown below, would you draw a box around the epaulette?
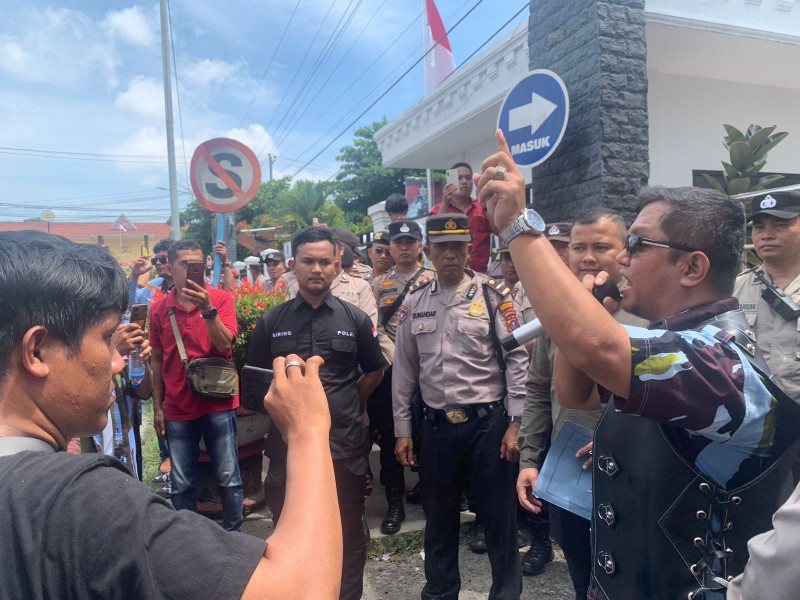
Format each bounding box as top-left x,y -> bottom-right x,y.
410,275 -> 433,294
485,278 -> 513,296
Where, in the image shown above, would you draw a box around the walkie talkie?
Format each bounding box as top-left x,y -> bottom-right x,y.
746,265 -> 800,322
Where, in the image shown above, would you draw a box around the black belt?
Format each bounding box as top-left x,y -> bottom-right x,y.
423,401 -> 502,425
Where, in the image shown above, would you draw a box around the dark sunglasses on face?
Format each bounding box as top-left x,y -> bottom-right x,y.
151,256 -> 168,265
372,247 -> 390,256
624,234 -> 695,256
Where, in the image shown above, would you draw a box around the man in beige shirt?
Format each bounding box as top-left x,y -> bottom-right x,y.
733,191 -> 800,483
516,208 -> 647,591
393,213 -> 528,599
370,220 -> 434,534
331,243 -> 378,327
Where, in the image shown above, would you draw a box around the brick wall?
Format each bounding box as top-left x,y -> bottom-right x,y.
528,0 -> 649,224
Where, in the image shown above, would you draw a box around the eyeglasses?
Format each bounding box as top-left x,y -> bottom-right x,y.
150,256 -> 168,265
624,234 -> 695,256
371,247 -> 390,256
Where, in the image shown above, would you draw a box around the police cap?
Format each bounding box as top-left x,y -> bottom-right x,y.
749,191 -> 800,222
426,213 -> 471,243
388,219 -> 423,241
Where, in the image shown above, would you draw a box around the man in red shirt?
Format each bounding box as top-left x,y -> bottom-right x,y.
149,239 -> 243,531
431,162 -> 493,273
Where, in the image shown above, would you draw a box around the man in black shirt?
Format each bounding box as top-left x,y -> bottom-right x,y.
248,226 -> 387,600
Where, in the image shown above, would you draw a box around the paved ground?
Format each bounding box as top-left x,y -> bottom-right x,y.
239,446 -> 575,599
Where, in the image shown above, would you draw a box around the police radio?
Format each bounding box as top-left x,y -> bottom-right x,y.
746,265 -> 800,322
500,279 -> 621,351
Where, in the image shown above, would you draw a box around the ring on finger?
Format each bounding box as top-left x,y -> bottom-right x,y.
285,360 -> 303,371
493,165 -> 507,181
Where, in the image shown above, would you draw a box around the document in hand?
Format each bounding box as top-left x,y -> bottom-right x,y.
533,421 -> 593,520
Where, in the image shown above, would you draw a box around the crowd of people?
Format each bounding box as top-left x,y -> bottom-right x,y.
1,136 -> 799,600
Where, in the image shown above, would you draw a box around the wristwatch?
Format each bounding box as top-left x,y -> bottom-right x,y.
201,307 -> 218,320
500,209 -> 546,247
508,416 -> 522,424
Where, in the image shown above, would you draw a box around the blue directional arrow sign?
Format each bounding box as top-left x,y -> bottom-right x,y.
497,70 -> 569,167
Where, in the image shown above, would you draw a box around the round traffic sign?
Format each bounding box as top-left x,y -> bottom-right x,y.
497,69 -> 569,168
41,210 -> 54,222
190,138 -> 262,213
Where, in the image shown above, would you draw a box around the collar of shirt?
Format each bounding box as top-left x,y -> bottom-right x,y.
290,291 -> 336,313
649,297 -> 739,331
164,285 -> 198,314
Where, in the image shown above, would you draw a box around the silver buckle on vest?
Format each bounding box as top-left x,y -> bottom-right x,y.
598,503 -> 616,527
597,550 -> 616,576
598,454 -> 619,479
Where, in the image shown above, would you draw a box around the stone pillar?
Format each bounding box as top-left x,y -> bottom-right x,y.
528,0 -> 649,223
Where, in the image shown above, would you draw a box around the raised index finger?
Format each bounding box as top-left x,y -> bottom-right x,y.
495,128 -> 512,156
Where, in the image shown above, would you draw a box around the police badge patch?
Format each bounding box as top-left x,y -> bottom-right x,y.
398,304 -> 409,324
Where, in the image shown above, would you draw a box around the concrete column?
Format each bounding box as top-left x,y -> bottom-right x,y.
528,0 -> 649,223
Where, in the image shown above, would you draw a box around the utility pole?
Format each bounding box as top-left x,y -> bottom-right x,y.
160,0 -> 180,240
421,0 -> 434,211
268,153 -> 276,181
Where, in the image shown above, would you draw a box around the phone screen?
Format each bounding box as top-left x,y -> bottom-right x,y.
241,365 -> 274,415
186,261 -> 205,287
446,169 -> 459,187
130,304 -> 148,329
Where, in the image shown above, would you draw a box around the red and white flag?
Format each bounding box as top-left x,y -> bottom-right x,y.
425,0 -> 456,88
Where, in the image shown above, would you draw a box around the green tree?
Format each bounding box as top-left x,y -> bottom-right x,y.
279,180 -> 348,230
331,118 -> 425,221
24,217 -> 45,222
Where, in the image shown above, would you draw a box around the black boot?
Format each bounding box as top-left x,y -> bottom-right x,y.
469,519 -> 486,553
406,481 -> 422,504
521,526 -> 553,576
381,487 -> 406,534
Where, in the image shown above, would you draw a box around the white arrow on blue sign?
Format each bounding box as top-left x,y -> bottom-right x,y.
497,69 -> 569,168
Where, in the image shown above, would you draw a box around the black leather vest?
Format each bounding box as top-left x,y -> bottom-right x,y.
590,310 -> 800,600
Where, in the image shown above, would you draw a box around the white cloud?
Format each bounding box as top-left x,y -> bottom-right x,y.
183,58 -> 240,88
115,76 -> 164,118
102,6 -> 158,48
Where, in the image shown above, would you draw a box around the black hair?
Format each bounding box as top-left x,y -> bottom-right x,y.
168,239 -> 202,264
385,193 -> 409,215
152,238 -> 173,255
573,207 -> 627,244
291,226 -> 338,257
0,232 -> 128,379
637,186 -> 745,295
451,162 -> 472,174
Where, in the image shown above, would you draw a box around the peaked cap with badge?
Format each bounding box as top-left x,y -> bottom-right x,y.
389,219 -> 423,241
426,213 -> 472,243
369,230 -> 390,246
544,222 -> 572,243
749,191 -> 800,222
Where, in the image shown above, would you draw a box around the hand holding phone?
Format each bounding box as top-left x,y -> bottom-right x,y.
241,365 -> 274,415
446,169 -> 459,187
130,304 -> 148,330
185,261 -> 206,288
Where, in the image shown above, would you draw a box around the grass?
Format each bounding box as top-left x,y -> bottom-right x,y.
140,400 -> 163,491
367,530 -> 424,560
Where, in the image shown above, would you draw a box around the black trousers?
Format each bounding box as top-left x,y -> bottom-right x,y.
420,405 -> 521,600
549,505 -> 591,600
264,455 -> 369,600
367,366 -> 405,490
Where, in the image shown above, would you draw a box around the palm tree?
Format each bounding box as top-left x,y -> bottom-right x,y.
279,180 -> 331,228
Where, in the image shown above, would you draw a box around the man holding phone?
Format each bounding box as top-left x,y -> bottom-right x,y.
149,239 -> 244,531
127,239 -> 174,309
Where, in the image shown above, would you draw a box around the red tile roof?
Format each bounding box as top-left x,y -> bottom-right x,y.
0,221 -> 171,240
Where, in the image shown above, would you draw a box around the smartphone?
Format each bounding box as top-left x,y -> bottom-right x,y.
446,168 -> 459,187
130,304 -> 148,329
186,261 -> 206,288
241,365 -> 274,415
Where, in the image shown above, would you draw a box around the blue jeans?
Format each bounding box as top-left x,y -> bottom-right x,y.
166,409 -> 243,531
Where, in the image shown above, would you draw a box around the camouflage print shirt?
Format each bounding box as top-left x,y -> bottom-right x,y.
603,298 -> 777,488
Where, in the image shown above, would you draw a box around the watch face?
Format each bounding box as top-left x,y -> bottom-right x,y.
523,209 -> 546,233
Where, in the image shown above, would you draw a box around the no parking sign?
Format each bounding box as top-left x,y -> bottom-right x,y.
190,138 -> 262,213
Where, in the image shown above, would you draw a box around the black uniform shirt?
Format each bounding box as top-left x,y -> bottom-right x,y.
248,292 -> 387,460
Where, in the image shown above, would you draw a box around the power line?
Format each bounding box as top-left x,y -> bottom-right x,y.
290,0 -> 489,177
167,0 -> 191,189
237,0 -> 303,131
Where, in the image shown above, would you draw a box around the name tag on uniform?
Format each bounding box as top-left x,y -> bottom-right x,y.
469,301 -> 483,317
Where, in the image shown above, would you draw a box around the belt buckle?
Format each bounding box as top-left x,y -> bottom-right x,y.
444,408 -> 468,424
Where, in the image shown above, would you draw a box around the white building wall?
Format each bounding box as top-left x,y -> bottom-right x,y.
647,70 -> 800,187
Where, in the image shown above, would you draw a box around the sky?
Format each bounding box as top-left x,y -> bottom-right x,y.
0,0 -> 529,223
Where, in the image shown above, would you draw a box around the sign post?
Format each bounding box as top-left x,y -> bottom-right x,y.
497,69 -> 569,168
190,138 -> 262,285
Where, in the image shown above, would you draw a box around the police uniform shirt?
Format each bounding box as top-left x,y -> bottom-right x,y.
372,266 -> 435,364
330,270 -> 378,326
391,271 -> 529,438
352,261 -> 374,283
275,271 -> 298,299
734,269 -> 800,402
247,293 -> 387,459
510,280 -> 534,324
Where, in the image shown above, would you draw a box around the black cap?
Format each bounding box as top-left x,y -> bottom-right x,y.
331,227 -> 360,249
426,213 -> 471,243
388,219 -> 423,241
369,231 -> 390,247
261,249 -> 285,262
544,222 -> 571,243
749,191 -> 800,221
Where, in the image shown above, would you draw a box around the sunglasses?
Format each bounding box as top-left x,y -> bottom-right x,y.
371,247 -> 390,256
150,256 -> 168,265
624,234 -> 695,256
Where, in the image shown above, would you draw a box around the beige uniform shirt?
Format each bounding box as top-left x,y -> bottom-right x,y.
519,306 -> 648,471
330,270 -> 378,327
352,262 -> 374,282
392,271 -> 529,438
510,281 -> 535,324
275,271 -> 298,299
372,266 -> 435,364
733,269 -> 800,402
